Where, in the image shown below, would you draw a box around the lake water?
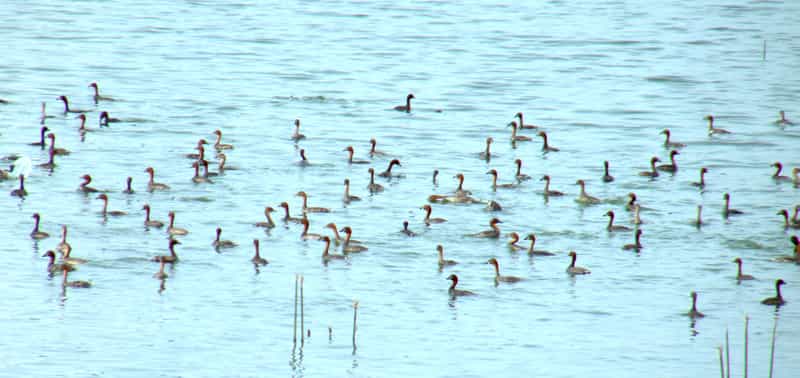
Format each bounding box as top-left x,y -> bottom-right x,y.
1,0 -> 799,376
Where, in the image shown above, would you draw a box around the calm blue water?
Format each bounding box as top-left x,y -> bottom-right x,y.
1,0 -> 799,376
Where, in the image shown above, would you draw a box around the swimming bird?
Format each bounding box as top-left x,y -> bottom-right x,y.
508,121 -> 532,142
602,161 -> 614,183
774,236 -> 799,263
299,218 -> 324,241
378,159 -> 403,178
453,173 -> 472,197
605,211 -> 632,232
694,205 -> 704,227
98,111 -> 121,126
657,150 -> 680,172
292,119 -> 306,141
575,179 -> 600,204
30,213 -> 50,239
793,168 -> 800,187
296,191 -> 330,213
251,239 -> 269,266
778,210 -> 800,229
56,225 -> 71,254
57,95 -> 89,113
96,194 -> 127,216
732,258 -> 755,281
514,159 -> 531,181
485,200 -> 503,211
75,114 -> 95,133
368,138 -> 388,157
78,174 -> 100,193
468,218 -> 502,238
10,174 -> 27,197
295,149 -> 311,167
566,251 -> 590,275
341,227 -> 368,252
61,244 -> 87,265
88,82 -> 115,102
660,129 -> 686,148
639,157 -> 660,178
524,234 -> 555,256
761,279 -> 786,306
185,139 -> 208,160
722,193 -> 743,218
401,221 -> 417,237
152,239 -> 181,263
541,175 -> 564,196
622,229 -> 643,251
212,129 -> 234,150
514,112 -> 539,129
367,168 -> 384,193
507,232 -> 525,251
142,204 -> 164,228
478,137 -> 493,161
46,133 -> 70,156
487,258 -> 523,283
145,167 -> 170,191
771,162 -> 791,181
62,269 -> 91,288
705,115 -> 731,135
343,179 -> 361,204
217,153 -> 237,172
213,227 -> 237,249
691,167 -> 708,188
42,251 -> 74,274
446,274 -> 476,296
394,93 -> 414,112
776,110 -> 794,126
344,146 -> 370,164
486,169 -> 517,189
255,207 -> 276,228
191,161 -> 212,183
167,211 -> 189,236
320,236 -> 346,262
122,177 -> 134,194
537,131 -> 559,152
40,102 -> 55,124
421,204 -> 447,225
279,202 -> 304,224
686,292 -> 705,318
29,126 -> 49,148
625,193 -> 638,212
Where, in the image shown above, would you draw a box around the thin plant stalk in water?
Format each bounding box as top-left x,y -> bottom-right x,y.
725,328 -> 730,378
293,275 -> 299,345
352,300 -> 359,353
769,317 -> 778,378
300,275 -> 305,345
744,316 -> 749,378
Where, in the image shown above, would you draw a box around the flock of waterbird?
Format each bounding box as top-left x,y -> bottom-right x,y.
1,87 -> 798,317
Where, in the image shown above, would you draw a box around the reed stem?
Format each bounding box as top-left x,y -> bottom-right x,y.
769,317 -> 778,378
293,275 -> 298,344
352,300 -> 359,352
718,346 -> 725,378
300,275 -> 305,344
744,316 -> 749,378
725,328 -> 730,378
